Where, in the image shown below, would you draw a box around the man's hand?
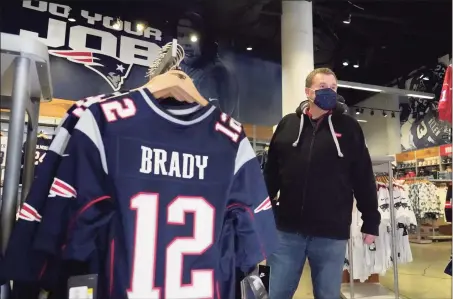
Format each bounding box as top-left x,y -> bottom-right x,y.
362,233 -> 376,245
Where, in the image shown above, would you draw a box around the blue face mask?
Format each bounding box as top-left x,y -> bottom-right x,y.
313,88 -> 338,111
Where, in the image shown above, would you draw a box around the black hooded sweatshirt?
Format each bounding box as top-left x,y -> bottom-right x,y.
264,102 -> 381,240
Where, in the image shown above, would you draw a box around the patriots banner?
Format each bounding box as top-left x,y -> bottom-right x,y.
1,0 -> 283,126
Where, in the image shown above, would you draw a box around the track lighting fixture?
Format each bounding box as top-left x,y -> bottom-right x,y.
352,106 -> 397,118
68,8 -> 76,22
112,18 -> 122,30
343,14 -> 351,24
136,23 -> 145,32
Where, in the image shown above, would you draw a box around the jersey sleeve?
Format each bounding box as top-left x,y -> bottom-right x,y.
33,109 -> 113,261
0,115 -> 76,282
226,135 -> 278,272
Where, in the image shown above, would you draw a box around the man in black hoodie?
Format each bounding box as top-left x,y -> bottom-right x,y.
264,68 -> 380,299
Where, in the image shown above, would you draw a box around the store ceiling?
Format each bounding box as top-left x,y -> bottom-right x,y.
53,0 -> 452,106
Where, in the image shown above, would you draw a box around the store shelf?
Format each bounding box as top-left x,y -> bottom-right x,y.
426,235 -> 452,242
341,283 -> 403,299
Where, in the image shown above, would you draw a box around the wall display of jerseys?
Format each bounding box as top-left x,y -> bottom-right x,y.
344,181 -> 416,282
406,179 -> 445,221
400,60 -> 452,151
0,87 -> 278,299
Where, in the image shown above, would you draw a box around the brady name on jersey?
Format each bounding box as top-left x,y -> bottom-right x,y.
139,146 -> 209,180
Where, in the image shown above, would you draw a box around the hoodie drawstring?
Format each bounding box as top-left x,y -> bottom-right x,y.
292,113 -> 304,147
292,112 -> 344,158
327,115 -> 344,157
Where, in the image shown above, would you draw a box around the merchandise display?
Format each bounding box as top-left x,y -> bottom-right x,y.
406,179 -> 444,220
0,3 -> 450,298
0,41 -> 276,299
344,179 -> 416,282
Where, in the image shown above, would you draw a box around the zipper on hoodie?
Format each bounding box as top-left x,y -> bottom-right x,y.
300,117 -> 321,213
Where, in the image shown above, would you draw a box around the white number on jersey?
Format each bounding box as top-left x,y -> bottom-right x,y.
35,150 -> 46,165
128,193 -> 215,299
101,98 -> 137,122
440,89 -> 447,102
215,112 -> 242,142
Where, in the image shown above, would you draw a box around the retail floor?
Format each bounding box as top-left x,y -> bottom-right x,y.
292,242 -> 451,299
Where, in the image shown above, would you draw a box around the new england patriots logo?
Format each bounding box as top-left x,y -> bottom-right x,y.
49,50 -> 133,91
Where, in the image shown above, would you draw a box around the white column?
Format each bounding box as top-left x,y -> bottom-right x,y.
281,0 -> 314,118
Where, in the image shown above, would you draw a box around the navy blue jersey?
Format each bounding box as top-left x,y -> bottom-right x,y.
20,135 -> 53,184
0,93 -> 119,288
33,89 -> 277,299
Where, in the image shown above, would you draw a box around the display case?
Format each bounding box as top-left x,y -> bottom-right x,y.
396,145 -> 452,180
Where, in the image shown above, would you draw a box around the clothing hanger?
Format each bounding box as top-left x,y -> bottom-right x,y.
137,40 -> 209,107
145,70 -> 209,106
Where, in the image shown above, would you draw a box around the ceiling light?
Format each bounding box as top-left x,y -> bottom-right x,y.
353,62 -> 359,68
383,111 -> 387,117
391,112 -> 396,118
355,108 -> 360,115
68,18 -> 76,22
343,14 -> 351,24
190,34 -> 198,43
338,84 -> 383,93
246,47 -> 253,51
136,23 -> 145,32
422,76 -> 429,81
343,60 -> 349,66
370,110 -> 374,116
112,19 -> 122,30
357,119 -> 367,123
406,93 -> 435,99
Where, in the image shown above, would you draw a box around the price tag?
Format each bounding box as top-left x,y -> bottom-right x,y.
68,274 -> 98,299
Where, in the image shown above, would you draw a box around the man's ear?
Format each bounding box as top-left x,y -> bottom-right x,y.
304,87 -> 311,99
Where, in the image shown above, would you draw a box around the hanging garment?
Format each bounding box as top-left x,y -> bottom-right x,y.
407,181 -> 443,219
445,184 -> 452,222
438,64 -> 452,123
3,89 -> 278,299
0,93 -> 122,296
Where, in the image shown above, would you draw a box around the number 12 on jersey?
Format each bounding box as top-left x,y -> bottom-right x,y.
128,193 -> 215,299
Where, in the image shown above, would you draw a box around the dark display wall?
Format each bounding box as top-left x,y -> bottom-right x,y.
400,59 -> 452,151
1,1 -> 283,126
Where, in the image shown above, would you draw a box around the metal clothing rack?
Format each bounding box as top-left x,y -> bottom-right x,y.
0,33 -> 52,299
341,156 -> 401,299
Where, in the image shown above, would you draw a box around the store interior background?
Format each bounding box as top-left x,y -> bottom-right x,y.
1,0 -> 452,298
